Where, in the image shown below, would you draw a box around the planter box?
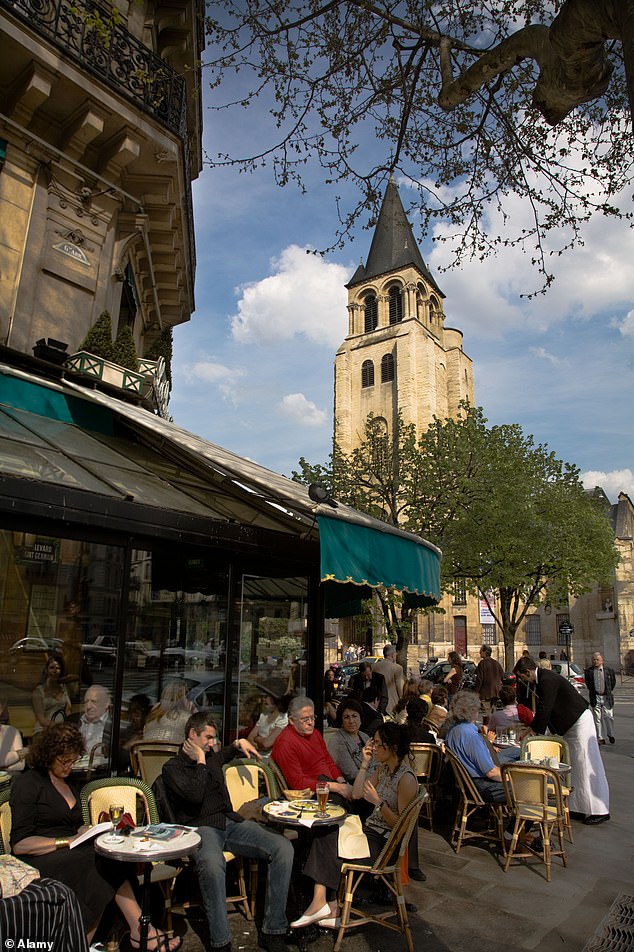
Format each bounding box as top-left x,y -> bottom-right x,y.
66,351 -> 145,395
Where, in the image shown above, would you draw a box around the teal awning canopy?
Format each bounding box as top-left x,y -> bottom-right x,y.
318,514 -> 440,614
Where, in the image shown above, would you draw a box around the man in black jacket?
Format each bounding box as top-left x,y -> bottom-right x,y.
515,658 -> 610,825
584,652 -> 616,745
162,711 -> 293,952
349,662 -> 388,713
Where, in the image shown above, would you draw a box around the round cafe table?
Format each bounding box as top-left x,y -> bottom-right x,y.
263,799 -> 347,828
94,828 -> 200,952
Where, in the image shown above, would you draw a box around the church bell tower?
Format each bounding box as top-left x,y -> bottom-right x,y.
334,177 -> 474,455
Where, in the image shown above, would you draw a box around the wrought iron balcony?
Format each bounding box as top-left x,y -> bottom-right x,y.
3,0 -> 187,138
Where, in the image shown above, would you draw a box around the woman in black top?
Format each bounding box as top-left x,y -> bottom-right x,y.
10,723 -> 181,951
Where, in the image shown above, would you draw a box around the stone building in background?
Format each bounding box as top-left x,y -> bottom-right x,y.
333,178 -> 630,673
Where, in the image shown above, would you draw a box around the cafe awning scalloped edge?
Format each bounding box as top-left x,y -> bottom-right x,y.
317,513 -> 441,614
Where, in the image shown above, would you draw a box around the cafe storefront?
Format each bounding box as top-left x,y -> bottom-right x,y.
0,360 -> 441,774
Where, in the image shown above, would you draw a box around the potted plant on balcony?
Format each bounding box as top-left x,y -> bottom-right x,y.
66,311 -> 144,394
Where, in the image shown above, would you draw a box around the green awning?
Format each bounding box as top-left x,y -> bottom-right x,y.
318,514 -> 441,603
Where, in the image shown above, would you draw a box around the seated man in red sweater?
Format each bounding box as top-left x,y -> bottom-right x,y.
272,696 -> 353,801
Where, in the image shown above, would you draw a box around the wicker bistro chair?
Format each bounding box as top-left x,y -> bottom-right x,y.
519,735 -> 573,843
501,762 -> 568,882
266,757 -> 288,799
445,749 -> 506,855
332,790 -> 425,952
222,760 -> 281,917
80,777 -> 181,932
0,785 -> 12,854
129,741 -> 180,788
409,743 -> 442,831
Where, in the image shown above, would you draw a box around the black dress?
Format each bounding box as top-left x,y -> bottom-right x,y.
9,769 -> 130,930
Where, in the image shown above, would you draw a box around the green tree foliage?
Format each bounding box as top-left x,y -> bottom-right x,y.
205,1 -> 633,292
80,311 -> 114,361
294,406 -> 619,668
112,324 -> 139,372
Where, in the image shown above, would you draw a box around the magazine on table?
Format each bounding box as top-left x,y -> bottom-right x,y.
131,823 -> 195,841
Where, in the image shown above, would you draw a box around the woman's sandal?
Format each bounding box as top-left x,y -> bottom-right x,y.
129,931 -> 182,952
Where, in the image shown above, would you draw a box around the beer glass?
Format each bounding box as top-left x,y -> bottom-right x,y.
315,782 -> 330,817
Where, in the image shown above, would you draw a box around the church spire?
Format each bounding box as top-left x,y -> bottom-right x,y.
347,176 -> 443,297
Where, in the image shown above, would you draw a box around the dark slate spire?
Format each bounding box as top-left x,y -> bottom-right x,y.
347,176 -> 444,297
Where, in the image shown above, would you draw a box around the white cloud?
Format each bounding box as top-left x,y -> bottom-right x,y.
529,346 -> 566,366
278,392 -> 327,428
581,469 -> 634,502
230,245 -> 350,348
612,309 -> 634,339
184,359 -> 246,404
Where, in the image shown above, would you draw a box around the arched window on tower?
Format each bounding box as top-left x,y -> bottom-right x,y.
361,360 -> 374,388
388,286 -> 403,324
364,294 -> 378,332
381,353 -> 395,383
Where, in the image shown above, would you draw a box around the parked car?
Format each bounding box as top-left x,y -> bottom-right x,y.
122,672 -> 278,738
550,661 -> 589,697
422,659 -> 477,690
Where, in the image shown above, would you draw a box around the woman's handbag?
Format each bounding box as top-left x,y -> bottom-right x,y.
0,855 -> 40,898
337,814 -> 370,860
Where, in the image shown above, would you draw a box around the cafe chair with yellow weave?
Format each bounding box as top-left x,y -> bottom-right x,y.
409,743 -> 442,830
445,749 -> 506,855
501,762 -> 568,882
129,740 -> 181,788
80,776 -> 181,932
222,759 -> 281,917
519,734 -> 573,843
332,790 -> 425,952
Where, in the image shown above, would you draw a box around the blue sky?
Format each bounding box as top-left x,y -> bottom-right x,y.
169,89 -> 634,503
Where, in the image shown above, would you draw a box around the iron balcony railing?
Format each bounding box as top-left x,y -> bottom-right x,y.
4,0 -> 187,134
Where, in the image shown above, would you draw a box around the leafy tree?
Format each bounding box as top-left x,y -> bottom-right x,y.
294,406 -> 619,668
205,1 -> 633,290
112,324 -> 139,372
80,311 -> 114,361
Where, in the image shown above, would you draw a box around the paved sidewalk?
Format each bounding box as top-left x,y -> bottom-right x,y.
175,679 -> 634,952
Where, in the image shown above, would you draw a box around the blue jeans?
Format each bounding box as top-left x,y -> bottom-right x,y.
196,820 -> 294,948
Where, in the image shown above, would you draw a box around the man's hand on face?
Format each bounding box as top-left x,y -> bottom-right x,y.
183,737 -> 207,765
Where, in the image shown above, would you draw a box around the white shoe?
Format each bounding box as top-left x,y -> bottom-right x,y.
290,903 -> 331,929
319,917 -> 341,929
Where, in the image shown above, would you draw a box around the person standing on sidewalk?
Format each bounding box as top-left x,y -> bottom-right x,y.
475,645 -> 504,711
585,653 -> 616,746
515,657 -> 610,825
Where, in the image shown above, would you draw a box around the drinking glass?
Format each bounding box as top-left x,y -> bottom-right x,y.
106,803 -> 124,843
315,782 -> 330,817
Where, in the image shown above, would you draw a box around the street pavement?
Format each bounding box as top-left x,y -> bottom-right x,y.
174,679 -> 634,952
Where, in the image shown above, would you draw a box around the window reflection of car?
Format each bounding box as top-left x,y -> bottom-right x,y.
10,637 -> 63,654
5,637 -> 64,690
122,672 -> 276,737
81,635 -> 117,668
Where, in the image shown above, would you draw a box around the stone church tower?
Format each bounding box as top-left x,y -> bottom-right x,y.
334,177 -> 473,454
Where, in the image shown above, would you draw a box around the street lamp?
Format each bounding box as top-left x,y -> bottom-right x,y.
559,621 -> 574,660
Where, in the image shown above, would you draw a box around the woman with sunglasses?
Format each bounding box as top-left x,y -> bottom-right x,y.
290,721 -> 418,929
10,723 -> 181,951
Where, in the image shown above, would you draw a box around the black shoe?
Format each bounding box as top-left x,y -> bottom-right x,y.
260,933 -> 289,952
408,868 -> 426,882
609,736 -> 615,744
598,739 -> 606,745
212,945 -> 231,952
583,814 -> 610,825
